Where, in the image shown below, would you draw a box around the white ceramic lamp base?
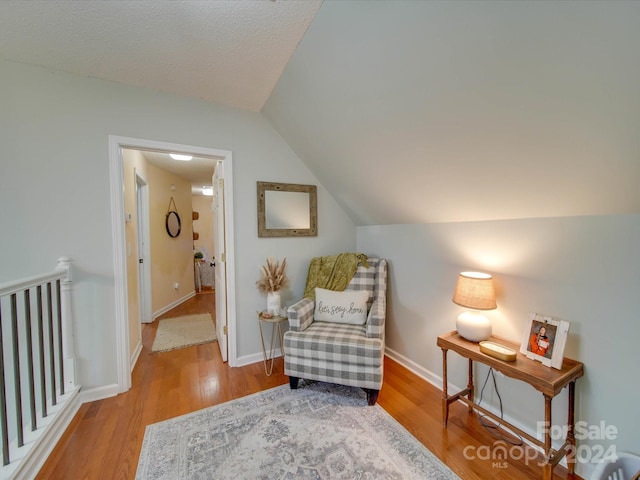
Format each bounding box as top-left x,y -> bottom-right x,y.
456,311 -> 492,342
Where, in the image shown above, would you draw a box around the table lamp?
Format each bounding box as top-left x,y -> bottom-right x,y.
452,271 -> 496,342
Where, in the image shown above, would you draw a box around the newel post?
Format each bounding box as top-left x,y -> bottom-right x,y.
56,257 -> 77,390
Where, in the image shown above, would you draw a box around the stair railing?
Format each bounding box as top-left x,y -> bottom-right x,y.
0,257 -> 78,478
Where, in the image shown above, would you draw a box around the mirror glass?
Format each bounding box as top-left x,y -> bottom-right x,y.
166,211 -> 181,237
265,191 -> 310,229
258,182 -> 317,237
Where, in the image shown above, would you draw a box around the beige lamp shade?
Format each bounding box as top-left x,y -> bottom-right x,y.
452,272 -> 497,310
452,271 -> 496,342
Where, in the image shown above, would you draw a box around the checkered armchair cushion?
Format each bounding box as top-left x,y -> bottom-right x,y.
284,257 -> 387,393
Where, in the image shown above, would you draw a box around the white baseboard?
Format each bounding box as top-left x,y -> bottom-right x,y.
79,384 -> 120,403
4,386 -> 81,480
152,290 -> 196,320
385,347 -> 454,391
235,350 -> 282,368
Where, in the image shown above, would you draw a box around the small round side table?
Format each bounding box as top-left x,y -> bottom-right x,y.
257,312 -> 287,376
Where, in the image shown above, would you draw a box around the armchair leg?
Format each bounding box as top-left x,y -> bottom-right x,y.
366,389 -> 379,406
289,376 -> 299,389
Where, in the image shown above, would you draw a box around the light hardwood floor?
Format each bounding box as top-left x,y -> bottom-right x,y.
37,291 -> 580,479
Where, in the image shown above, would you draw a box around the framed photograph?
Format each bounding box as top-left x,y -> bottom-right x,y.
520,313 -> 570,369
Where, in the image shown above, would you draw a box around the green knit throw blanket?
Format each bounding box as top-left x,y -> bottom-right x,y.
303,253 -> 369,300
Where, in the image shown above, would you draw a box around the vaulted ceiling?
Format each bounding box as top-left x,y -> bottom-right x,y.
263,1 -> 640,224
2,1 -> 639,225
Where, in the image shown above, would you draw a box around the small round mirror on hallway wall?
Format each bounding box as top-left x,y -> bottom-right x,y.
166,210 -> 181,237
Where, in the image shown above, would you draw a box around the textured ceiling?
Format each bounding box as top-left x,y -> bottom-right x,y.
264,0 -> 640,224
0,0 -> 322,111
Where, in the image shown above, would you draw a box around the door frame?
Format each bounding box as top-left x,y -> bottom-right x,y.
108,135 -> 237,393
135,171 -> 152,324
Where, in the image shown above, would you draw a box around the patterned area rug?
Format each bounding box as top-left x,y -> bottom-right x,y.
151,313 -> 216,353
136,382 -> 459,479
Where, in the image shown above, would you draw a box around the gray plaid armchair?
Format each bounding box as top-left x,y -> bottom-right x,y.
283,257 -> 387,405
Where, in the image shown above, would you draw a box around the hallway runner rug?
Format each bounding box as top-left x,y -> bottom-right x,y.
136,382 -> 459,479
151,313 -> 216,353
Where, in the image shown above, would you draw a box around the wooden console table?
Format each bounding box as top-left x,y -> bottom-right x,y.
437,331 -> 584,480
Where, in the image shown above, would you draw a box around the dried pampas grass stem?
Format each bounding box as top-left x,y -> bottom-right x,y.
256,257 -> 288,293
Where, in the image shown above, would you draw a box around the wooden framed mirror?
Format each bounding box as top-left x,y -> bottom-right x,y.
257,181 -> 317,237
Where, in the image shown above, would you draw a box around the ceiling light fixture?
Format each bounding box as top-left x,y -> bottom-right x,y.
202,186 -> 214,196
169,153 -> 193,161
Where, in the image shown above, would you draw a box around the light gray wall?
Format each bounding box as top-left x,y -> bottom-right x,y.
357,214 -> 639,478
0,59 -> 356,389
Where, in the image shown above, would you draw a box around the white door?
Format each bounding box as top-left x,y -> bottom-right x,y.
213,161 -> 228,361
135,173 -> 152,324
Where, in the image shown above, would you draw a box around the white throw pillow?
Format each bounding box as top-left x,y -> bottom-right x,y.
314,288 -> 369,325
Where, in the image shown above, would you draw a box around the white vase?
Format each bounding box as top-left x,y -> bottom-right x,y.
267,291 -> 281,316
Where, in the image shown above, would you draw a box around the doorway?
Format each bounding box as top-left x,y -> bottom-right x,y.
109,135 -> 237,393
